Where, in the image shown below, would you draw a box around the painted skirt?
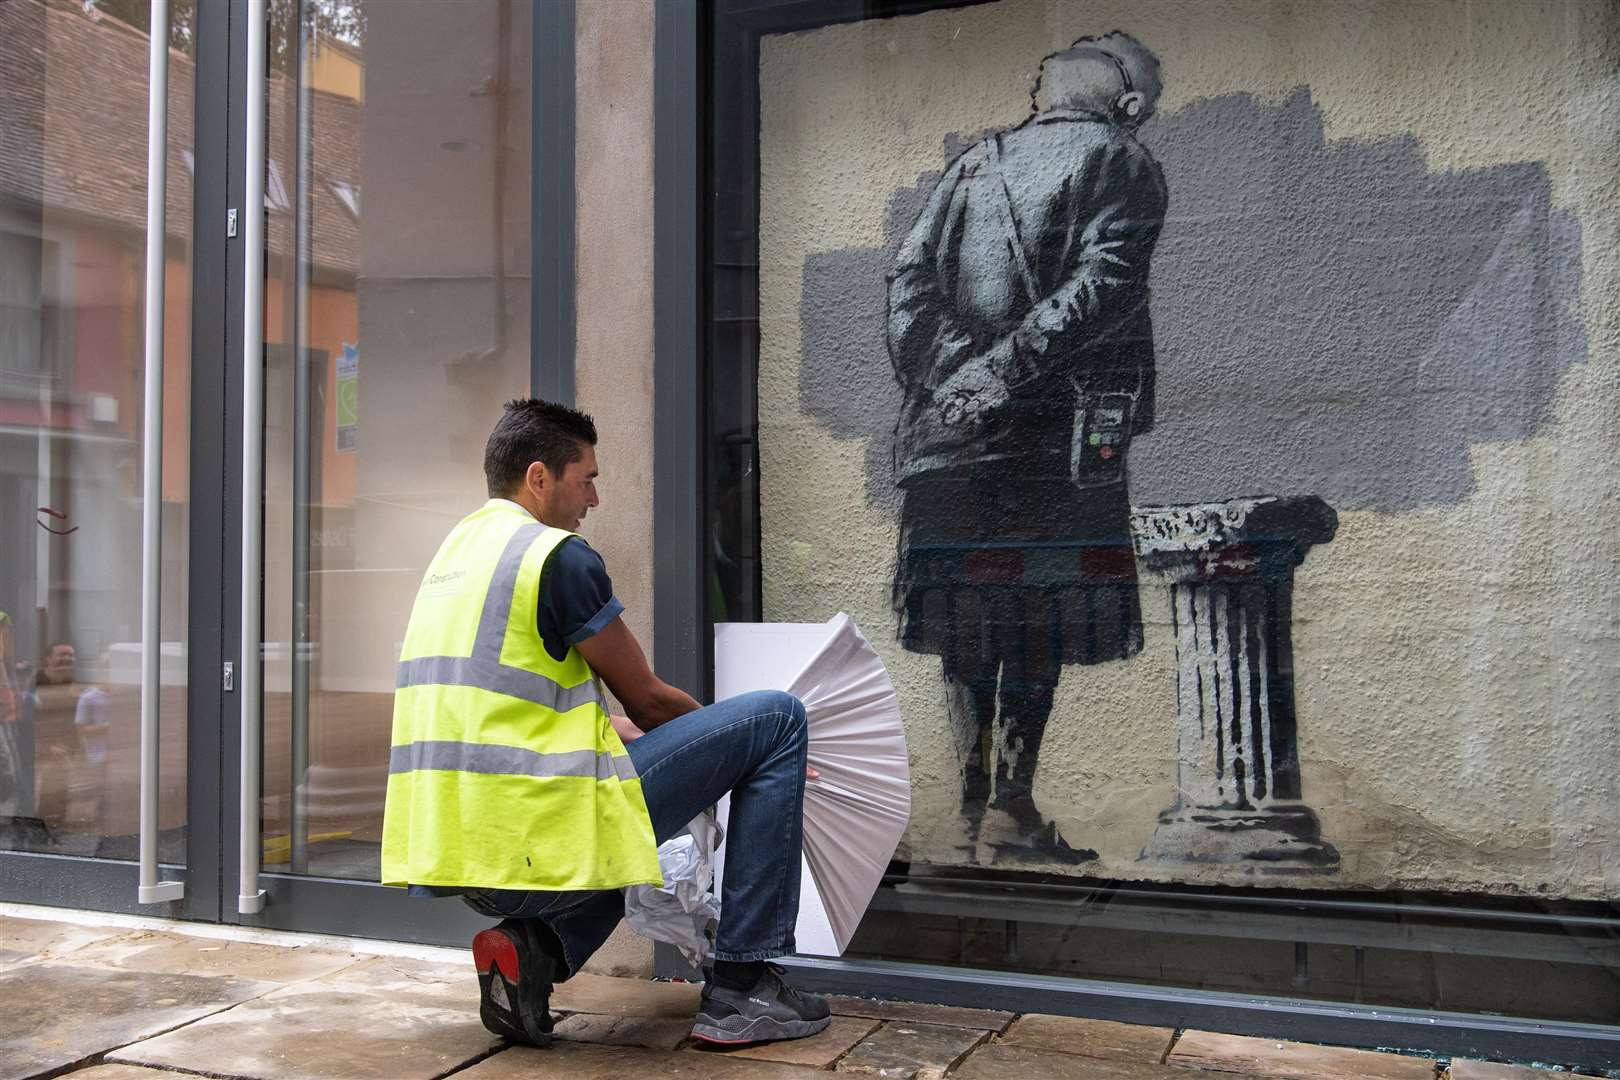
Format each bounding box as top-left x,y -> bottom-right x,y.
892,466 -> 1143,668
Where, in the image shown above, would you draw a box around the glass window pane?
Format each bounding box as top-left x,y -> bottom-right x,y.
261,0 -> 533,881
0,0 -> 194,860
711,0 -> 1620,1026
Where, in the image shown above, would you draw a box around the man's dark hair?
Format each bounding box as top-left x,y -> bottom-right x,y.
484,398 -> 598,497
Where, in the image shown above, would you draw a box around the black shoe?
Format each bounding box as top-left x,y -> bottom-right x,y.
691,962 -> 832,1045
472,919 -> 561,1046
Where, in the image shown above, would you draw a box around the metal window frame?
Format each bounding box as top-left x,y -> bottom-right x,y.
652,0 -> 705,699
778,955 -> 1620,1069
653,0 -> 1620,1067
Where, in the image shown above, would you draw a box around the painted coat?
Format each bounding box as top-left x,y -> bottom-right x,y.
886,109 -> 1168,485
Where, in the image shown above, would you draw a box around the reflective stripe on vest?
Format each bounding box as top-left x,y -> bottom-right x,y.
388,740 -> 638,783
394,656 -> 603,714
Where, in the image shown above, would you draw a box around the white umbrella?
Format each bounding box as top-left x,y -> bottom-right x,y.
785,614 -> 911,954
710,615 -> 911,956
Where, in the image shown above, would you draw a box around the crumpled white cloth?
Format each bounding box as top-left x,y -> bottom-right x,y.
623,809 -> 722,968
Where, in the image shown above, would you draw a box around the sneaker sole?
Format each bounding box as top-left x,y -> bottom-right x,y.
691,1013 -> 833,1045
472,929 -> 554,1046
473,928 -> 520,984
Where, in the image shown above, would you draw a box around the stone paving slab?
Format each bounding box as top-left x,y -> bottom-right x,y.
312,953 -> 477,1002
0,914 -> 123,968
1449,1062 -> 1562,1079
957,1043 -> 1240,1079
552,1011 -> 694,1050
70,929 -> 360,984
1167,1031 -> 1436,1080
826,995 -> 1015,1032
108,979 -> 500,1080
60,1067 -> 199,1079
549,971 -> 702,1018
695,1015 -> 882,1068
1001,1013 -> 1178,1062
0,963 -> 276,1080
835,1020 -> 987,1077
459,1042 -> 821,1078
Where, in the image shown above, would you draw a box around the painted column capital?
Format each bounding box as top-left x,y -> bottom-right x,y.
1130,496 -> 1338,582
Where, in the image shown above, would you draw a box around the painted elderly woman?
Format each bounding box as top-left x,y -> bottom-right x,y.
886,32 -> 1167,865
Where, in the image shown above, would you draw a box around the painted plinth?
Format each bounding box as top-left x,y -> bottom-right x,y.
1131,496 -> 1340,872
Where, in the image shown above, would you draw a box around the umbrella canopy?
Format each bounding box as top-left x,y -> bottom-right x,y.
784,614 -> 911,954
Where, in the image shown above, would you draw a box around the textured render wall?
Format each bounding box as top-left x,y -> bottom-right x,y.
574,0 -> 656,977
758,0 -> 1620,896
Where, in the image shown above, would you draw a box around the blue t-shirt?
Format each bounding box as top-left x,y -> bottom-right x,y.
409,534 -> 622,898
538,536 -> 624,662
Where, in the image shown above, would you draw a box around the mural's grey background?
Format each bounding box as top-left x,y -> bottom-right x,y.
801,90 -> 1587,515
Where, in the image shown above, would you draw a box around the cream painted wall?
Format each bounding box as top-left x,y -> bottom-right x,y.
757,0 -> 1620,897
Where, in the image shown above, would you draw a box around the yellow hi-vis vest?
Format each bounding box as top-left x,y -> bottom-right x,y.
380,499 -> 661,891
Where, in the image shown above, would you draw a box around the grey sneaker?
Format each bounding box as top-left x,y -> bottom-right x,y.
691,963 -> 832,1045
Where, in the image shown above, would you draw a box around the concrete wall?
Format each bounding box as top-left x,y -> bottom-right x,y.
572,0 -> 657,977
757,0 -> 1620,897
575,0 -> 657,675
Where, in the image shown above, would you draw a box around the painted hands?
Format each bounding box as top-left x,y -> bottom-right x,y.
934,356 -> 1009,426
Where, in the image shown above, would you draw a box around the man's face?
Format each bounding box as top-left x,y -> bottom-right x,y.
540,444 -> 600,532
45,645 -> 75,682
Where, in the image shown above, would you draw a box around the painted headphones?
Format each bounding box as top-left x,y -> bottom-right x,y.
1091,45 -> 1146,121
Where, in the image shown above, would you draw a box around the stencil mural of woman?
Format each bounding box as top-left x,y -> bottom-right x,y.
887,32 -> 1167,866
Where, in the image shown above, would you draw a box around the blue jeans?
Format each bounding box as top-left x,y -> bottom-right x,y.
462,689 -> 808,974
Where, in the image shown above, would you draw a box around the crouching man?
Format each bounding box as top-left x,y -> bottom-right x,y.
381,399 -> 830,1046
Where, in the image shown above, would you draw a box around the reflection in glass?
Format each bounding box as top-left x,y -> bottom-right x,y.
0,0 -> 193,860
260,0 -> 533,880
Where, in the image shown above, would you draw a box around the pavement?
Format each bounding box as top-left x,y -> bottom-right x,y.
0,905 -> 1577,1080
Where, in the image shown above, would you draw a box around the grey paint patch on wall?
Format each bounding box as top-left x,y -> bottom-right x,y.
798,88 -> 1587,513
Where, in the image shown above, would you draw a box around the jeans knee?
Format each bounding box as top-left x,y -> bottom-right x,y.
787,694 -> 809,749
755,689 -> 807,743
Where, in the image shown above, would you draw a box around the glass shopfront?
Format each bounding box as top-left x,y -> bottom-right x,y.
0,0 -> 545,943
703,0 -> 1620,1036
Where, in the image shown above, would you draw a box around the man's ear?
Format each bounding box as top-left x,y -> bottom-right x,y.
1116,91 -> 1146,120
524,460 -> 550,496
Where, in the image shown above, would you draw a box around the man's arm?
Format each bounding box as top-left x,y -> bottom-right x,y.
576,616 -> 701,731
74,690 -> 109,737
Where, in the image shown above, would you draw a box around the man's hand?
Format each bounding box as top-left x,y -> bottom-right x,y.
609,714 -> 644,744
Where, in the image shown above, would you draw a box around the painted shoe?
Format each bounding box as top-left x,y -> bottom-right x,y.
472,919 -> 560,1046
691,963 -> 832,1045
991,821 -> 1099,866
